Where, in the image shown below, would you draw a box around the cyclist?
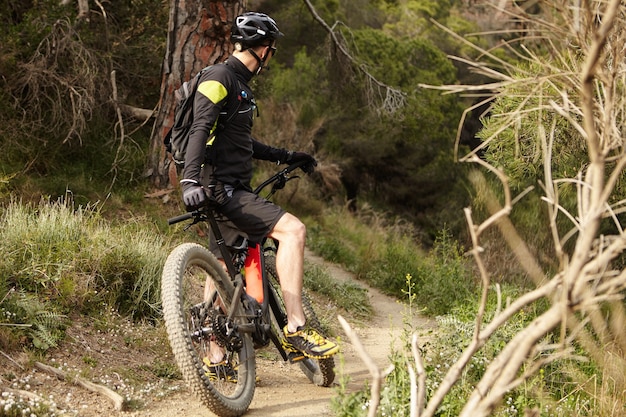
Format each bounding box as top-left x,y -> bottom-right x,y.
179,12 -> 339,378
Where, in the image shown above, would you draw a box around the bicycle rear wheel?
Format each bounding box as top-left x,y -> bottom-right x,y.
264,252 -> 335,387
161,243 -> 256,417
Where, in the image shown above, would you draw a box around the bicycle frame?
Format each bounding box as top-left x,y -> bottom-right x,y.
162,160 -> 335,416
167,160 -> 309,359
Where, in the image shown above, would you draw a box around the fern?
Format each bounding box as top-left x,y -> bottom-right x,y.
436,315 -> 475,338
29,311 -> 67,350
1,290 -> 67,350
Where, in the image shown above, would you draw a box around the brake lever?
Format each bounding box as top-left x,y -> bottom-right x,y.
272,174 -> 287,191
183,212 -> 205,231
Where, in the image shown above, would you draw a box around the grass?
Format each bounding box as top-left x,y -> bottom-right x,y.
0,197 -> 171,350
2,182 -> 621,417
304,263 -> 372,319
307,206 -> 476,317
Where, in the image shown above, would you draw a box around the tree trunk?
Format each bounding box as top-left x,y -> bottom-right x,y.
148,0 -> 244,188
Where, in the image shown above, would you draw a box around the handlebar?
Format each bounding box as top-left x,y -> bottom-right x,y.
167,160 -> 310,226
168,211 -> 195,225
252,159 -> 309,195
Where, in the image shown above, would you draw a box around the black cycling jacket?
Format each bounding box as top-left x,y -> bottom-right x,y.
182,56 -> 288,191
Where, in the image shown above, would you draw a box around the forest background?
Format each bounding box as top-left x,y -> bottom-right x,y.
2,0 -> 626,416
0,0 -> 488,243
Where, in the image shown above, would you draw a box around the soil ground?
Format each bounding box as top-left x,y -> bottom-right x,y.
1,250 -> 433,417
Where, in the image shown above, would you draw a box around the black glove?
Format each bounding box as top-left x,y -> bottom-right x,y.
181,181 -> 207,211
287,151 -> 317,174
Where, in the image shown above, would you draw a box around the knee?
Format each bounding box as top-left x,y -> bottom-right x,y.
290,218 -> 306,245
286,216 -> 306,246
272,213 -> 307,246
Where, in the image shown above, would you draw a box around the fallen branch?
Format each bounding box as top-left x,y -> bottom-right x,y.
0,349 -> 25,370
35,361 -> 126,411
1,386 -> 45,403
119,104 -> 155,121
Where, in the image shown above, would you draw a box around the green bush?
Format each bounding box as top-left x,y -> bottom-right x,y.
413,229 -> 476,316
0,198 -> 169,350
363,235 -> 424,296
309,208 -> 475,316
331,278 -> 602,416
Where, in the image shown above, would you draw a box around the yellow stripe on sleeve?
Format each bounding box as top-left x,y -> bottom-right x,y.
197,80 -> 228,104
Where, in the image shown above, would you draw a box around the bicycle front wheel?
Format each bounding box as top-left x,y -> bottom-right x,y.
161,243 -> 256,417
264,252 -> 335,387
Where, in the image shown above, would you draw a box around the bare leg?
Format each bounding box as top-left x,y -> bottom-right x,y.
268,212 -> 307,332
204,264 -> 227,363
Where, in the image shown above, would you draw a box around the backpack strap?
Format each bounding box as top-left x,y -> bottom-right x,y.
205,62 -> 243,166
216,61 -> 243,130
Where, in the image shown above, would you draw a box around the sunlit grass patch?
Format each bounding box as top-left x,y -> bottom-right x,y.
0,198 -> 170,350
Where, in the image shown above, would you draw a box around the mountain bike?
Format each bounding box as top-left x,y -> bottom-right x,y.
161,160 -> 335,417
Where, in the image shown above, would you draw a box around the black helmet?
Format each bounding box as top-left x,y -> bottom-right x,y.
230,12 -> 283,48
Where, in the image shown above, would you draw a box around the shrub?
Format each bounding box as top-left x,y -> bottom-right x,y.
413,229 -> 476,316
332,280 -> 602,417
0,198 -> 169,350
308,208 -> 475,316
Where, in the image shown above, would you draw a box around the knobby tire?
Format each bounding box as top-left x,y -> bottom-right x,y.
264,252 -> 335,387
161,243 -> 256,417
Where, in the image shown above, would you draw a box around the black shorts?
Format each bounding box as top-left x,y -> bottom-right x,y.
208,188 -> 285,257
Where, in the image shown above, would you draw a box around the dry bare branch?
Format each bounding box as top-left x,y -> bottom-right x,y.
302,0 -> 406,115
35,361 -> 126,411
14,18 -> 99,145
109,69 -> 126,191
410,333 -> 426,417
338,315 -> 394,417
580,0 -> 622,160
0,350 -> 24,371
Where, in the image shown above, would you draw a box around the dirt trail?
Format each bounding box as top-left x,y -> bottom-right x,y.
237,249 -> 411,417
1,251 -> 432,417
134,250 -> 430,417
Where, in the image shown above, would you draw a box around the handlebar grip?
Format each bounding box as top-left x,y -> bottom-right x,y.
285,159 -> 310,173
252,160 -> 311,195
168,212 -> 194,225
